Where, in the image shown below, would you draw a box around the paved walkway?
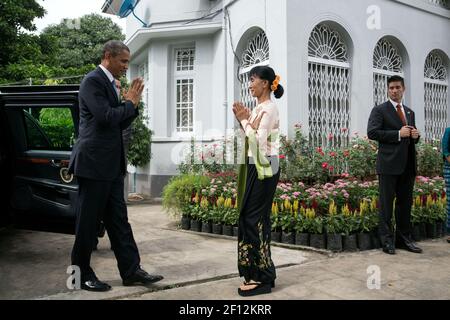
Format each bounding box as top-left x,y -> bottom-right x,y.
0,203 -> 449,300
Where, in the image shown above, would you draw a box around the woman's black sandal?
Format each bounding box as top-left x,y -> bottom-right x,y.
238,282 -> 272,297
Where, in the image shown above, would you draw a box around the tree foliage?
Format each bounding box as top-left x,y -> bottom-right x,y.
0,0 -> 48,67
41,14 -> 125,68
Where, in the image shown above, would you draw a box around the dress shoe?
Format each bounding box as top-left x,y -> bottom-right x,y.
382,243 -> 395,254
81,278 -> 111,292
397,240 -> 422,253
123,267 -> 164,286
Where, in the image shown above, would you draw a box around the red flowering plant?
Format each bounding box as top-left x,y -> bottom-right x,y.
346,135 -> 377,180
178,137 -> 237,175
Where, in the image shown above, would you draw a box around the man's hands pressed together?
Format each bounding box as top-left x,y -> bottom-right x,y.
123,78 -> 145,108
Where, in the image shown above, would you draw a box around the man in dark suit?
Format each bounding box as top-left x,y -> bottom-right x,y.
68,40 -> 163,291
367,75 -> 423,255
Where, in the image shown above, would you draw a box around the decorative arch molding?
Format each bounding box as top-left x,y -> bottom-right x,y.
307,21 -> 353,149
373,38 -> 403,73
424,49 -> 448,81
423,49 -> 449,141
235,28 -> 270,109
372,35 -> 410,107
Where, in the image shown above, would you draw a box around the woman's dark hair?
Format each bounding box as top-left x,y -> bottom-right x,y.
249,66 -> 284,99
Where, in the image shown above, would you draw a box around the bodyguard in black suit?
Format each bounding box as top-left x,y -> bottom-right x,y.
69,40 -> 163,291
367,75 -> 422,255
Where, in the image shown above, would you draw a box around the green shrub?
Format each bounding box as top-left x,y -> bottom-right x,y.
162,175 -> 210,218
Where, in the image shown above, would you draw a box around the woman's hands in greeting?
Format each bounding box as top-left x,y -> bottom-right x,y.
233,102 -> 266,130
232,102 -> 250,122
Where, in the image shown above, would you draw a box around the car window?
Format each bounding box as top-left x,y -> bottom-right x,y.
23,107 -> 75,151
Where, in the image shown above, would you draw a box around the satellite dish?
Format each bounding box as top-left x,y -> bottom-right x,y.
102,0 -> 149,27
118,0 -> 138,18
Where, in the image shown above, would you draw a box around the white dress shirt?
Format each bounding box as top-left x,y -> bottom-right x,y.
390,99 -> 408,141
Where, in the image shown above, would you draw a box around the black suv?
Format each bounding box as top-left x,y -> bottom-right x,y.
0,85 -> 80,233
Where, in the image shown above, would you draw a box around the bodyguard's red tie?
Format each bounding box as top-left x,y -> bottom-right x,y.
396,104 -> 407,126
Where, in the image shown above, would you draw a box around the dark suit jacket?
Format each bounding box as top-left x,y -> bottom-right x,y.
367,101 -> 419,176
68,67 -> 138,181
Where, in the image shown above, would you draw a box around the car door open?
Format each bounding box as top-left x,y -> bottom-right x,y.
0,86 -> 79,234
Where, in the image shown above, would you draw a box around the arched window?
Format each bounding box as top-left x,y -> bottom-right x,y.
372,39 -> 404,106
424,50 -> 448,141
308,24 -> 350,148
427,0 -> 450,9
239,31 -> 270,109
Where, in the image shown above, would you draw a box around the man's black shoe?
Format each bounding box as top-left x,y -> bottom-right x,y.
81,279 -> 111,292
382,243 -> 395,254
123,268 -> 163,286
397,240 -> 423,253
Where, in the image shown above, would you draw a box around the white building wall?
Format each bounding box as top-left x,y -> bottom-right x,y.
123,0 -> 450,197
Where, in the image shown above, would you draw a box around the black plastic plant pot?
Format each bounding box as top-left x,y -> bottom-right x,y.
426,223 -> 437,239
271,231 -> 281,243
222,225 -> 233,236
370,231 -> 381,249
310,233 -> 326,249
435,221 -> 443,238
233,226 -> 239,237
201,221 -> 212,233
212,223 -> 222,235
343,234 -> 358,251
190,219 -> 201,232
412,224 -> 422,242
420,223 -> 428,239
327,233 -> 342,252
295,233 -> 309,246
181,215 -> 191,230
281,231 -> 295,244
358,233 -> 372,251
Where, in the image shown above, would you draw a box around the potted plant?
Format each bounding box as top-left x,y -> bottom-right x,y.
342,207 -> 359,252
211,207 -> 223,235
271,203 -> 282,242
356,201 -> 373,251
221,206 -> 235,237
200,208 -> 212,233
294,209 -> 309,246
190,205 -> 202,232
424,195 -> 438,239
180,203 -> 192,230
304,210 -> 325,249
325,201 -> 343,252
280,206 -> 295,244
411,196 -> 423,241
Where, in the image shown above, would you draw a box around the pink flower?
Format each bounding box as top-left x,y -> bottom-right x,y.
328,133 -> 333,140
279,154 -> 286,159
329,152 -> 337,157
341,128 -> 348,132
322,162 -> 329,169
